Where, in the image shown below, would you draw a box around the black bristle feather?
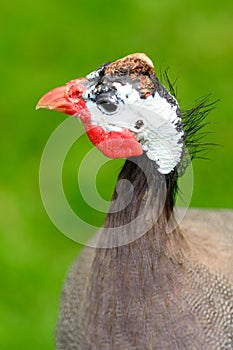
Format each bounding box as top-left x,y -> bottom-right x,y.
161,69 -> 179,99
157,70 -> 219,209
181,99 -> 219,165
160,71 -> 218,177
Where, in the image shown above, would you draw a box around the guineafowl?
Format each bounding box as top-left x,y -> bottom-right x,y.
37,53 -> 233,350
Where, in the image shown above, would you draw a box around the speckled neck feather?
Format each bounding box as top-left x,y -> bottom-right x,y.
93,154 -> 180,249
105,154 -> 178,227
82,156 -> 199,348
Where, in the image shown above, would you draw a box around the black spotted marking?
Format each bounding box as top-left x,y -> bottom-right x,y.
135,120 -> 144,129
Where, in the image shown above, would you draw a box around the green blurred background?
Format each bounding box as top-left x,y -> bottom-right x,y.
0,0 -> 232,348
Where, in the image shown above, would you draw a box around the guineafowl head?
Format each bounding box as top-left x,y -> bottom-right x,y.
37,53 -> 186,176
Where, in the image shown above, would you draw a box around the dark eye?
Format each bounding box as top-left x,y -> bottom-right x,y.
97,101 -> 118,114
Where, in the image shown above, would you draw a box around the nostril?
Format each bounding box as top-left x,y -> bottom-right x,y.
68,85 -> 82,100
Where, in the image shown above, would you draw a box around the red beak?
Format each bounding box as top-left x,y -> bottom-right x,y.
36,78 -> 87,116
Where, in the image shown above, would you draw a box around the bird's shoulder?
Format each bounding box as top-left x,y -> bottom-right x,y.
180,208 -> 233,280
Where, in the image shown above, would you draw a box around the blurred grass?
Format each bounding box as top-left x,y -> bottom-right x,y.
0,0 -> 232,348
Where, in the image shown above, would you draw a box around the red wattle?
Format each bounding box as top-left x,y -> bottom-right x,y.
84,124 -> 143,158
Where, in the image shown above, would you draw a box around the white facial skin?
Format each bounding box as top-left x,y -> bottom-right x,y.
83,82 -> 184,174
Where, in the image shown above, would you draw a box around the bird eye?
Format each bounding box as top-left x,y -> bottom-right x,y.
97,101 -> 118,114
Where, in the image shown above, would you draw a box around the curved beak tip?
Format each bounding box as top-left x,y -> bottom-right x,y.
35,101 -> 46,110
36,99 -> 55,111
36,86 -> 67,113
36,78 -> 87,114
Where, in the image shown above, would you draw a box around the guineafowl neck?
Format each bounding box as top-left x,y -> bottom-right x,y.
82,155 -> 189,346
99,154 -> 184,253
